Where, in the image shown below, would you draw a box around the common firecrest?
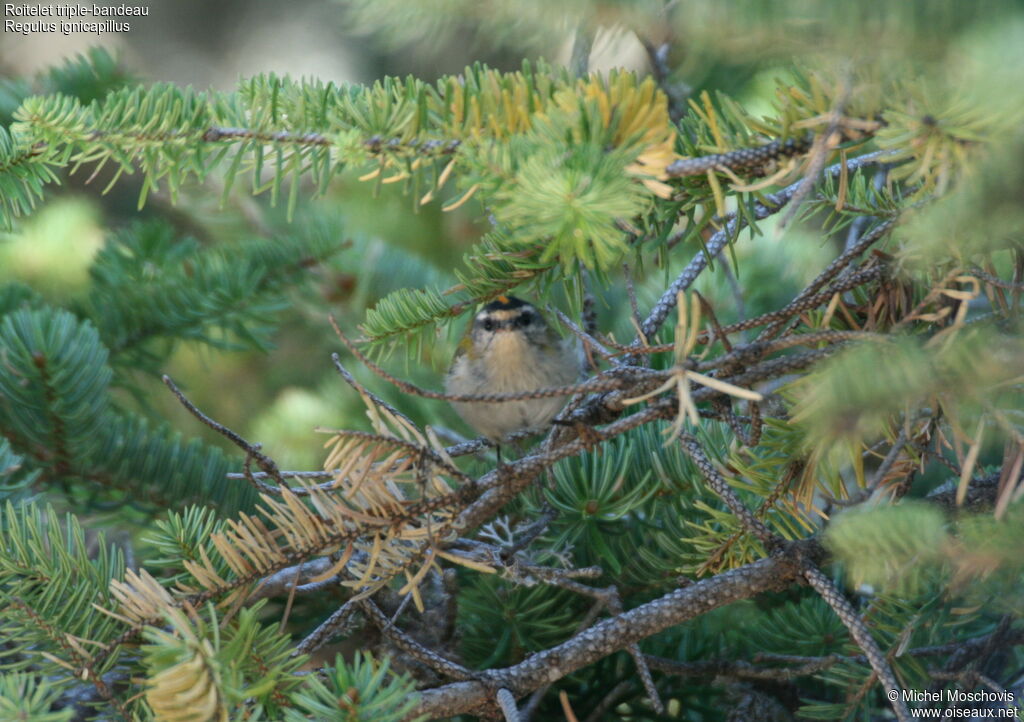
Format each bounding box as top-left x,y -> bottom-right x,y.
445,296 -> 580,443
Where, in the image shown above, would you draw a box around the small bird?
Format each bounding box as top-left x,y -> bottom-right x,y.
445,296 -> 580,444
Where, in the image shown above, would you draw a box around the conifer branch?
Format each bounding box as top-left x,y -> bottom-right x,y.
163,374 -> 286,487
4,16 -> 1020,719
362,599 -> 476,682
680,434 -> 779,546
411,540 -> 821,718
637,150 -> 896,343
802,563 -> 912,722
666,134 -> 814,178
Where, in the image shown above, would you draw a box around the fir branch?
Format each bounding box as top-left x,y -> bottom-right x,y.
666,134 -> 814,178
163,374 -> 285,487
0,130 -> 59,227
680,434 -> 778,546
802,563 -> 911,722
0,309 -> 112,471
0,673 -> 75,722
411,540 -> 822,718
361,599 -> 476,682
637,149 -> 897,344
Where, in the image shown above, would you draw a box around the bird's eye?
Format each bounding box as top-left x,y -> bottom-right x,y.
517,313 -> 532,328
482,318 -> 495,331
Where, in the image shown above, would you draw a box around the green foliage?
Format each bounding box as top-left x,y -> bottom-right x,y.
359,284 -> 455,351
0,280 -> 45,315
0,673 -> 73,722
793,330 -> 1024,451
752,596 -> 850,659
0,209 -> 345,512
901,132 -> 1024,265
0,301 -> 257,512
0,308 -> 113,464
799,590 -> 988,720
0,48 -> 130,227
826,503 -> 949,594
141,601 -> 305,720
542,432 -> 660,575
957,505 -> 1024,615
0,438 -> 38,500
0,502 -> 125,675
459,575 -> 580,668
5,61 -> 680,281
141,506 -> 230,588
343,0 -> 1014,64
0,47 -> 132,125
88,412 -> 249,513
1,2 -> 1023,719
522,423 -> 701,586
491,140 -> 647,270
0,125 -> 61,228
283,652 -> 423,722
87,219 -> 344,369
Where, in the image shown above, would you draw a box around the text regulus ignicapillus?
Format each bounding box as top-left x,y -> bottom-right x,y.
445,296 -> 579,443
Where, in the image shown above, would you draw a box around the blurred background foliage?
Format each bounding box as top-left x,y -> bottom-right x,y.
2,0 -> 1024,719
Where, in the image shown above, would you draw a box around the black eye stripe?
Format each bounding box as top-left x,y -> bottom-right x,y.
476,308 -> 538,332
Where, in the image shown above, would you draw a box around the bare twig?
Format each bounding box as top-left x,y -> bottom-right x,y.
680,433 -> 779,546
362,599 -> 476,682
802,563 -> 911,722
163,374 -> 285,486
294,599 -> 359,656
496,688 -> 520,722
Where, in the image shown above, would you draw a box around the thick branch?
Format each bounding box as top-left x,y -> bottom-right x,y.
409,541 -> 821,718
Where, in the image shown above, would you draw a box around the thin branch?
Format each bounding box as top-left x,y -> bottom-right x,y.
666,134 -> 814,178
294,600 -> 359,656
802,563 -> 911,722
361,599 -> 477,682
647,652 -> 844,682
756,218 -> 896,340
163,374 -> 285,486
551,307 -> 618,366
582,680 -> 633,722
496,688 -> 520,722
638,30 -> 689,123
248,558 -> 335,603
779,75 -> 851,228
637,150 -> 896,344
331,337 -> 629,403
680,433 -> 779,546
825,425 -> 911,508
